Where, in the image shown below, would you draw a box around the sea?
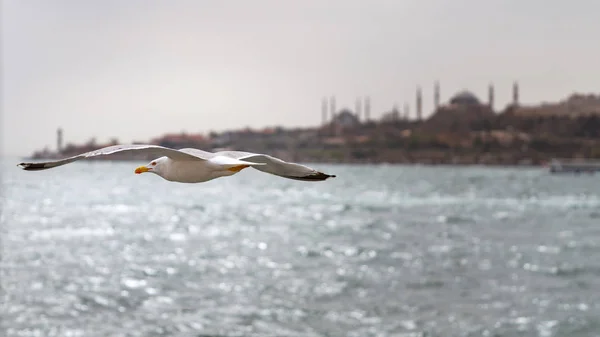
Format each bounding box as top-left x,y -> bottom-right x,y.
2,157 -> 600,337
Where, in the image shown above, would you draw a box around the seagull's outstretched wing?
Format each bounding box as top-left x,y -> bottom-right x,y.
17,144 -> 205,171
214,150 -> 336,181
176,148 -> 215,160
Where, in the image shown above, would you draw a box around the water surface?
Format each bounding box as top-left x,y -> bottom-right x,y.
2,159 -> 600,336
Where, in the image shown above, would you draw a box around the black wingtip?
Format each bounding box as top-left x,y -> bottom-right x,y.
17,163 -> 46,171
310,172 -> 336,181
318,172 -> 336,180
322,172 -> 336,179
284,171 -> 336,181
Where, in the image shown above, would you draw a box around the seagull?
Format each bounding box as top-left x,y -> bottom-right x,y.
17,144 -> 336,183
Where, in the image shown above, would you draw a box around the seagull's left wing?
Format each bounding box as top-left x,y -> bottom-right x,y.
17,144 -> 205,171
215,150 -> 336,181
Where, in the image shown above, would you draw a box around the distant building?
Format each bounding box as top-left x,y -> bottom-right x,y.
416,87 -> 423,120
423,89 -> 495,133
488,83 -> 495,111
355,97 -> 362,121
56,128 -> 63,153
513,81 -> 520,107
151,132 -> 208,149
333,109 -> 360,128
329,109 -> 360,135
321,97 -> 328,125
434,81 -> 440,110
511,93 -> 600,117
329,96 -> 336,119
381,105 -> 401,122
449,90 -> 481,106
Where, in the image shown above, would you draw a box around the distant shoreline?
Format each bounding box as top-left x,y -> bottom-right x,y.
24,91 -> 600,169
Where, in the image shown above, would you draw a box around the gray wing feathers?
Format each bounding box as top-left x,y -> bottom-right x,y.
17,144 -> 204,171
210,150 -> 255,160
177,148 -> 216,159
215,151 -> 336,181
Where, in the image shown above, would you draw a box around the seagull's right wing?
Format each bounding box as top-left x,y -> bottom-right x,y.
215,150 -> 336,181
178,148 -> 267,169
176,148 -> 216,160
17,144 -> 206,171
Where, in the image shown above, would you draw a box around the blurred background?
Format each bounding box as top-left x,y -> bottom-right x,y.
2,0 -> 600,336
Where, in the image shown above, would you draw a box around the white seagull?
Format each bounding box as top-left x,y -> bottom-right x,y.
17,144 -> 336,183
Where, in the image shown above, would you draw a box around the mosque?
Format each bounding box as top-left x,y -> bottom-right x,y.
420,81 -> 521,133
321,81 -> 521,131
432,81 -> 520,112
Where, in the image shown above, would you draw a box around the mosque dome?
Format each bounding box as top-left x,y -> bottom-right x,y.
449,90 -> 481,106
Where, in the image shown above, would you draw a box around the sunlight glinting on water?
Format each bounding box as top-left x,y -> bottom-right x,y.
2,160 -> 600,336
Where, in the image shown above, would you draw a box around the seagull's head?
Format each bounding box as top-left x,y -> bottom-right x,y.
135,157 -> 168,176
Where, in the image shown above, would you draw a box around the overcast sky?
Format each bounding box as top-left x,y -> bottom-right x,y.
2,0 -> 600,156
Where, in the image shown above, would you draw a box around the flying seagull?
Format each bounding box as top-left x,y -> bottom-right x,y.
17,144 -> 336,183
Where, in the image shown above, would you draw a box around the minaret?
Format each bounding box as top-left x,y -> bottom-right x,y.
512,81 -> 519,106
321,97 -> 328,125
329,95 -> 336,119
355,97 -> 362,121
393,103 -> 399,121
434,81 -> 440,110
488,83 -> 495,111
56,128 -> 62,153
416,87 -> 423,121
364,96 -> 371,121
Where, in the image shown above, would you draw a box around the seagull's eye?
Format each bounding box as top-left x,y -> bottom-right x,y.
151,162 -> 157,166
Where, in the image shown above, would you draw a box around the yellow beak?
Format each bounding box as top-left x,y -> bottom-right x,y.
134,166 -> 150,174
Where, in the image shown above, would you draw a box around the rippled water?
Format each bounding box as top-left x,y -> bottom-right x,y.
2,158 -> 600,336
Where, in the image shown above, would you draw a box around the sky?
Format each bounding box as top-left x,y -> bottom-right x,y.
2,0 -> 600,156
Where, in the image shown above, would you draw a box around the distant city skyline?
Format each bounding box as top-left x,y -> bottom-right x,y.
3,0 -> 600,156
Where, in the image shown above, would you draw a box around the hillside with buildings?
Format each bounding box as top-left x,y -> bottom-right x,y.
30,82 -> 600,166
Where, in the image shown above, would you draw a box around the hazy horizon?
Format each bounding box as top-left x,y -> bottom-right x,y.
3,0 -> 600,156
